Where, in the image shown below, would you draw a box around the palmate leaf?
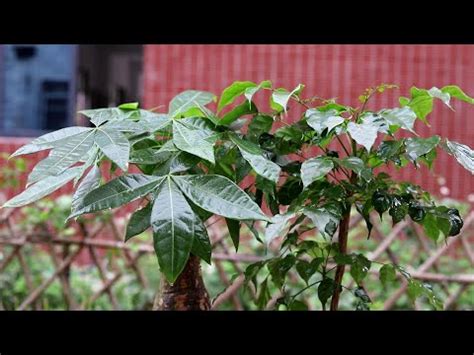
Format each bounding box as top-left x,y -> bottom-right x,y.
172,120 -> 215,164
79,108 -> 136,126
125,202 -> 153,241
27,129 -> 96,185
168,90 -> 216,118
151,177 -> 195,282
172,175 -> 270,221
2,167 -> 82,208
10,126 -> 93,158
69,174 -> 165,218
71,165 -> 101,215
95,127 -> 130,171
229,134 -> 281,184
191,212 -> 212,264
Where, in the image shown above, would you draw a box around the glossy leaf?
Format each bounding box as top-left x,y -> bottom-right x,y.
303,207 -> 339,237
442,140 -> 474,174
71,165 -> 101,216
219,101 -> 258,126
301,157 -> 334,188
190,212 -> 212,264
378,107 -> 417,133
172,175 -> 270,221
95,127 -> 130,171
27,129 -> 96,185
169,90 -> 216,118
272,84 -> 304,113
70,174 -> 165,218
118,102 -> 139,110
318,278 -> 335,308
151,178 -> 194,283
405,136 -> 440,162
125,202 -> 152,241
2,167 -> 81,208
226,218 -> 240,252
79,108 -> 134,126
218,81 -> 257,112
347,121 -> 378,152
306,109 -> 345,134
441,85 -> 474,104
244,80 -> 271,107
10,127 -> 92,158
230,134 -> 281,183
173,120 -> 215,164
265,212 -> 297,246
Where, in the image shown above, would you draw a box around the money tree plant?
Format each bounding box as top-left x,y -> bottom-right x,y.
2,81 -> 473,310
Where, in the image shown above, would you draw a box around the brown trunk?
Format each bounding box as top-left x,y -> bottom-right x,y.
154,255 -> 210,311
330,208 -> 351,311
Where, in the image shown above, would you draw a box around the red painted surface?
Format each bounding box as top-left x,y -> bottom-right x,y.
1,45 -> 473,203
142,45 -> 474,201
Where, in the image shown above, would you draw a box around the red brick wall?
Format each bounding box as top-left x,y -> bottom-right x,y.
143,45 -> 474,201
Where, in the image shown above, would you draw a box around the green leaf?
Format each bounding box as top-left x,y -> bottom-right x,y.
318,277 -> 335,308
265,212 -> 297,245
118,102 -> 139,110
70,174 -> 165,218
74,145 -> 100,185
172,175 -> 270,221
256,278 -> 271,309
422,213 -> 440,242
95,127 -> 130,171
441,85 -> 474,104
306,109 -> 345,134
389,196 -> 408,225
229,134 -> 281,183
347,121 -> 379,152
303,207 -> 339,237
173,120 -> 215,164
139,113 -> 172,132
350,254 -> 371,284
300,157 -> 334,188
71,165 -> 101,216
218,81 -> 258,112
219,101 -> 258,126
428,87 -> 452,109
169,90 -> 216,118
372,190 -> 390,219
153,151 -> 200,176
2,167 -> 81,208
151,178 -> 194,283
271,84 -> 304,113
338,157 -> 372,181
125,202 -> 152,241
296,258 -> 323,285
268,255 -> 296,288
405,136 -> 440,162
244,80 -> 272,107
289,300 -> 308,311
27,129 -> 96,185
379,264 -> 397,287
442,140 -> 474,174
226,218 -> 240,251
407,88 -> 433,123
247,115 -> 273,142
190,210 -> 212,264
79,108 -> 134,126
378,107 -> 417,133
10,127 -> 92,158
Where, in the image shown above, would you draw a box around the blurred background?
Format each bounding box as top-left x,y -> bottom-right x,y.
0,45 -> 473,310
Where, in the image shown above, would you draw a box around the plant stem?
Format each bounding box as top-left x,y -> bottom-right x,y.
330,205 -> 351,311
154,255 -> 210,310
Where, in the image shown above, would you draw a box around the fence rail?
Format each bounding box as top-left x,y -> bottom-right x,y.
1,207 -> 473,310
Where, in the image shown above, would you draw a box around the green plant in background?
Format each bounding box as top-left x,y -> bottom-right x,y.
2,81 -> 473,310
0,152 -> 26,189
